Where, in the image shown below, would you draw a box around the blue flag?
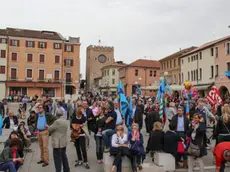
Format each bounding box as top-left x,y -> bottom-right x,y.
136,85 -> 142,95
126,96 -> 133,133
117,80 -> 128,118
157,78 -> 166,100
0,115 -> 3,136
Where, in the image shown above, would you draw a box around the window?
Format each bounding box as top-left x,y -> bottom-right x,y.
215,47 -> 218,58
191,70 -> 193,81
227,62 -> 230,71
112,79 -> 115,85
1,50 -> 6,58
188,72 -> 190,80
64,59 -> 73,66
150,70 -> 153,77
199,52 -> 202,60
39,69 -> 44,80
11,52 -> 17,61
170,60 -> 172,68
227,42 -> 230,55
10,40 -> 19,47
26,41 -> 35,48
38,42 -> 46,48
0,38 -> 7,44
112,70 -> 115,75
27,53 -> 33,62
188,57 -> 190,62
54,43 -> 61,49
167,61 -> 169,68
135,70 -> 138,76
191,56 -> 193,62
107,70 -> 110,75
200,68 -> 202,80
39,54 -> 45,63
0,66 -> 5,74
43,88 -> 55,97
54,70 -> 60,80
211,65 -> 214,78
215,65 -> 219,77
55,55 -> 60,63
210,48 -> 214,56
182,73 -> 184,83
196,69 -> 198,81
26,69 -> 32,79
174,59 -> 176,67
11,68 -> 17,79
178,58 -> 180,65
104,71 -> 106,76
164,62 -> 166,69
181,59 -> 183,64
65,45 -> 73,52
154,71 -> 156,77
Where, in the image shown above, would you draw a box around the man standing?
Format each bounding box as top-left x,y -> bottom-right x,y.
213,142 -> 230,172
67,100 -> 74,120
133,99 -> 143,131
56,102 -> 66,119
36,104 -> 55,167
171,106 -> 189,168
114,101 -> 122,125
48,109 -> 70,172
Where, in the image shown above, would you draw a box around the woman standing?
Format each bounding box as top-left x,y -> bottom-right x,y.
128,123 -> 145,171
187,113 -> 207,172
95,106 -> 106,163
215,112 -> 230,144
71,107 -> 90,169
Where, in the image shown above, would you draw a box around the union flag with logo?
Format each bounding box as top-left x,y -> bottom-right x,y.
206,86 -> 223,105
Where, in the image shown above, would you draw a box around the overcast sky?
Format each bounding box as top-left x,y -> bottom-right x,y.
1,0 -> 230,79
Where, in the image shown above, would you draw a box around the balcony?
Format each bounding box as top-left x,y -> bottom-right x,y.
54,78 -> 61,82
9,77 -> 17,81
65,78 -> 72,84
37,77 -> 45,82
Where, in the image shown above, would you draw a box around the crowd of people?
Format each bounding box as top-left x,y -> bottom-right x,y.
0,93 -> 230,172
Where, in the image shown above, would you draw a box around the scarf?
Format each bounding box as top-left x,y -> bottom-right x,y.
131,131 -> 140,141
11,148 -> 17,164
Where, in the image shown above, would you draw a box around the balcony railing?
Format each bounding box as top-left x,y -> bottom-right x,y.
54,78 -> 60,82
65,78 -> 72,84
9,77 -> 17,81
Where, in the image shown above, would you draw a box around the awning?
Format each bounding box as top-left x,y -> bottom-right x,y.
141,84 -> 183,91
194,84 -> 212,91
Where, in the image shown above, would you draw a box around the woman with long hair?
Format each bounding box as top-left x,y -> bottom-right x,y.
215,112 -> 230,144
71,107 -> 90,169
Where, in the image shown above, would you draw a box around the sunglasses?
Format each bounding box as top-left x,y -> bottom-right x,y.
116,128 -> 123,131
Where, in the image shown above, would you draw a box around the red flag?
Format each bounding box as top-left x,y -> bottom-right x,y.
206,86 -> 223,105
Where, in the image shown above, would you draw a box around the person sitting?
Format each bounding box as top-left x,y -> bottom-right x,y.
2,112 -> 18,129
4,131 -> 24,158
0,138 -> 24,172
128,123 -> 145,171
213,142 -> 230,172
164,123 -> 181,165
146,122 -> 164,160
110,125 -> 134,172
17,124 -> 31,149
27,110 -> 37,135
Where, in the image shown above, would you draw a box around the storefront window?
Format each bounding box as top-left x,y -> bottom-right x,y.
9,87 -> 27,96
43,88 -> 55,97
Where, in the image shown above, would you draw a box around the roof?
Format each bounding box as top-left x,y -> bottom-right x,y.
119,59 -> 160,70
101,61 -> 126,70
5,28 -> 63,40
0,29 -> 7,36
181,35 -> 230,58
159,46 -> 197,61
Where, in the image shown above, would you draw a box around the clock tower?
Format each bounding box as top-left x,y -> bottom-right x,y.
86,45 -> 115,91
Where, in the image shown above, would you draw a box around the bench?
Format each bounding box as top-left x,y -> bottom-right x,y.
103,153 -> 164,172
154,152 -> 176,172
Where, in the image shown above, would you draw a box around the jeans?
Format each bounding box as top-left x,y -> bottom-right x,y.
53,147 -> 70,172
0,162 -> 16,172
102,129 -> 114,148
188,156 -> 204,172
75,136 -> 88,162
133,155 -> 141,168
95,136 -> 104,160
220,161 -> 226,172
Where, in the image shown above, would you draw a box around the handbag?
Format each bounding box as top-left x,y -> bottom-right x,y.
177,142 -> 185,154
187,142 -> 200,157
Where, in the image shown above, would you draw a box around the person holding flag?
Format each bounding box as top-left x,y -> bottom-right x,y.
117,81 -> 128,118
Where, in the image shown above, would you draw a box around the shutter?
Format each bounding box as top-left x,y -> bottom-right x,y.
45,42 -> 47,48
64,45 -> 67,52
71,59 -> 73,66
1,50 -> 6,58
10,40 -> 13,46
17,40 -> 20,47
71,45 -> 74,52
0,39 -> 2,43
12,53 -> 17,61
59,43 -> 62,49
27,69 -> 32,78
11,69 -> 16,78
53,43 -> 56,49
55,55 -> 60,63
33,41 -> 35,48
64,59 -> 66,66
26,41 -> 28,47
38,42 -> 40,48
55,71 -> 59,79
40,54 -> 45,63
39,70 -> 44,79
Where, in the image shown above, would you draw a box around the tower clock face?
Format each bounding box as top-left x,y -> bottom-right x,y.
98,55 -> 106,63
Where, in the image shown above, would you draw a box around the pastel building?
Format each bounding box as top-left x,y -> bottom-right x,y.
0,29 -> 7,98
2,27 -> 80,98
118,59 -> 160,96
